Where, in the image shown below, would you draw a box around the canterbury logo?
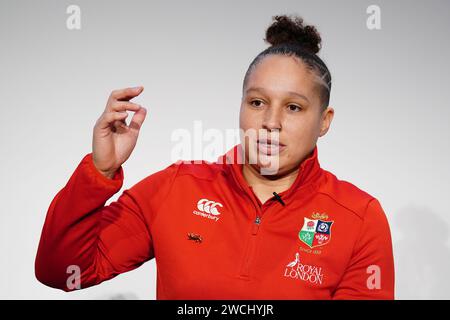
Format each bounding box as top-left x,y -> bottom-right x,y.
196,198 -> 223,215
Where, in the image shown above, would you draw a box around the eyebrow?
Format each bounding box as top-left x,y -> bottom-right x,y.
245,87 -> 310,103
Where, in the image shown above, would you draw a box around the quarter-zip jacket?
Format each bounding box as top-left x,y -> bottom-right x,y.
35,144 -> 395,299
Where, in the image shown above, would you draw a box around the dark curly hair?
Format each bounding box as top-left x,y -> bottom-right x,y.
242,14 -> 332,111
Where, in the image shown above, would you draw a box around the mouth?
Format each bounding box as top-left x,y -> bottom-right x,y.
256,138 -> 286,155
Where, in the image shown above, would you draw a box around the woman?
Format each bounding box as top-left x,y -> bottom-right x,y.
35,15 -> 394,299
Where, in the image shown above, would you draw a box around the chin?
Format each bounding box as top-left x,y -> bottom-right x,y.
253,153 -> 284,175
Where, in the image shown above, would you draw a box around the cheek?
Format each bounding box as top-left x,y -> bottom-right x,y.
283,116 -> 317,142
282,114 -> 321,153
238,111 -> 246,130
239,106 -> 258,131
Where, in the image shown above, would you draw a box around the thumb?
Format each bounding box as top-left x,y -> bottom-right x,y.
129,107 -> 147,131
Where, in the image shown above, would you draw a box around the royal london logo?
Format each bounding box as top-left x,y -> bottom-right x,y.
283,252 -> 324,285
298,216 -> 334,248
192,198 -> 223,222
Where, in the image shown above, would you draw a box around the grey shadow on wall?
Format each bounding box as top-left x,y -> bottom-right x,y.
393,205 -> 450,299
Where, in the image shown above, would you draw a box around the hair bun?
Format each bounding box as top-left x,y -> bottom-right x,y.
264,15 -> 322,54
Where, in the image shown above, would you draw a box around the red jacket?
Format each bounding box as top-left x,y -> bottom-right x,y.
35,144 -> 395,299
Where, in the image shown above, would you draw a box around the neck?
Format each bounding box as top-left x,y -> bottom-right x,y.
242,163 -> 300,200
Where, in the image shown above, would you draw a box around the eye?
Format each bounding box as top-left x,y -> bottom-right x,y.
287,104 -> 302,112
249,99 -> 264,108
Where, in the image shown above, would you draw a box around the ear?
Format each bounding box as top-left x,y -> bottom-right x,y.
319,106 -> 334,137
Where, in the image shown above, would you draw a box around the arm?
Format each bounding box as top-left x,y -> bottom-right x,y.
35,152 -> 178,291
332,198 -> 395,299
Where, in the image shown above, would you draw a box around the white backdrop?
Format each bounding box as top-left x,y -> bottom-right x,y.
1,0 -> 449,299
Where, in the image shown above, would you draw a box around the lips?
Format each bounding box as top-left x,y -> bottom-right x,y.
257,138 -> 284,146
256,138 -> 286,155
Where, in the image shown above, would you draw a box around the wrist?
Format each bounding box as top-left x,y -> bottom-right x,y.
99,169 -> 117,179
92,157 -> 118,179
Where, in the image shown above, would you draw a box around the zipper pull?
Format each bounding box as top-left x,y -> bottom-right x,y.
252,216 -> 261,235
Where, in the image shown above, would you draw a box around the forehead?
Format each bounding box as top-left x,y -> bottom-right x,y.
246,54 -> 317,98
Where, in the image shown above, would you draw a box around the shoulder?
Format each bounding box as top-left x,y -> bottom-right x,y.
135,159 -> 227,188
127,160 -> 228,206
318,170 -> 379,221
172,159 -> 228,181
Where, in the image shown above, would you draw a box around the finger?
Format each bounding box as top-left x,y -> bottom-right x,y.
108,101 -> 142,113
113,119 -> 130,132
97,111 -> 128,130
109,86 -> 144,102
129,107 -> 147,131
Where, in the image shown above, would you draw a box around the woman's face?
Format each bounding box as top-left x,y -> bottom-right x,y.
239,54 -> 334,176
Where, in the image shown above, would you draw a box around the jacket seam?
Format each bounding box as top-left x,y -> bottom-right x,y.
149,162 -> 182,235
123,189 -> 153,244
331,197 -> 375,296
176,166 -> 223,181
316,191 -> 373,221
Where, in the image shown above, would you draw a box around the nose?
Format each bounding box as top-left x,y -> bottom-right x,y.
262,106 -> 282,132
